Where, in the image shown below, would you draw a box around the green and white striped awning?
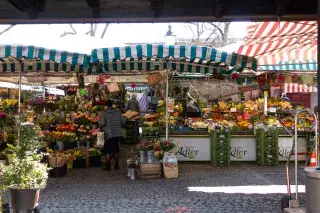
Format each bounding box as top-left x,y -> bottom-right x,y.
90,45 -> 257,74
0,45 -> 90,73
258,60 -> 317,71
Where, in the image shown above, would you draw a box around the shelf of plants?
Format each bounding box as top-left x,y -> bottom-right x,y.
139,97 -> 315,163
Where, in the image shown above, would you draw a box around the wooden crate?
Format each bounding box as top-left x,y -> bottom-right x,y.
137,162 -> 161,179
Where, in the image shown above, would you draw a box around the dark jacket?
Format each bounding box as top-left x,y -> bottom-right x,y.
126,98 -> 140,112
99,108 -> 126,140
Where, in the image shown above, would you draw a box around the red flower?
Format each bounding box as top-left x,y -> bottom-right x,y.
278,74 -> 285,83
231,72 -> 240,80
130,83 -> 137,88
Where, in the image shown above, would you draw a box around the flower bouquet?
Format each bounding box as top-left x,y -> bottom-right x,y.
56,124 -> 75,132
89,147 -> 101,167
73,150 -> 86,168
136,140 -> 154,151
0,112 -> 8,130
161,139 -> 176,152
0,99 -> 18,114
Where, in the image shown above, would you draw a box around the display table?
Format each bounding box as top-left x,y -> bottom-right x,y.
161,133 -> 308,162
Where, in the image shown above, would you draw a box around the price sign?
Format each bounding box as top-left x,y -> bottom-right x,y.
269,108 -> 277,113
230,108 -> 237,112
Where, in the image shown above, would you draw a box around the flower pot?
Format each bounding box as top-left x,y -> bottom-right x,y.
49,164 -> 67,178
67,161 -> 73,169
139,151 -> 147,163
60,111 -> 66,120
129,168 -> 136,180
6,154 -> 13,164
127,168 -> 131,177
2,203 -> 9,213
10,188 -> 40,211
147,150 -> 155,163
0,159 -> 7,168
63,141 -> 75,150
73,159 -> 86,168
57,141 -> 64,150
89,156 -> 101,167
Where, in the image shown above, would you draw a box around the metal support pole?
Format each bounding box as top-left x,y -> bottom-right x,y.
317,0 -> 320,169
18,69 -> 21,114
294,112 -> 298,200
165,68 -> 169,141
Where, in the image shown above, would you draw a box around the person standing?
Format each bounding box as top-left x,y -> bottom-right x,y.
126,93 -> 140,113
99,100 -> 125,171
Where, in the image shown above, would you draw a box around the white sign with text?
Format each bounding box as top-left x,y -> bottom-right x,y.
230,137 -> 256,161
161,137 -> 210,161
278,137 -> 307,161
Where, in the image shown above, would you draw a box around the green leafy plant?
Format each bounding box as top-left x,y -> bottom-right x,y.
89,148 -> 101,157
0,123 -> 50,190
0,150 -> 6,160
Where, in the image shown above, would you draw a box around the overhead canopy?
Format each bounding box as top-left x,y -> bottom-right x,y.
0,81 -> 65,95
0,45 -> 90,73
237,21 -> 317,71
284,83 -> 317,93
90,44 -> 257,75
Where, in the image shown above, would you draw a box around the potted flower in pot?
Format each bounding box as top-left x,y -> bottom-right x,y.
0,123 -> 50,212
73,150 -> 86,168
136,140 -> 154,163
89,147 -> 101,167
126,154 -> 139,180
0,150 -> 7,167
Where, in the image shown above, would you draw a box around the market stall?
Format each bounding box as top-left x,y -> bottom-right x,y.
237,21 -> 318,108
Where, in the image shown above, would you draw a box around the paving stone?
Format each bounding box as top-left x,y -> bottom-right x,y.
32,160 -> 307,213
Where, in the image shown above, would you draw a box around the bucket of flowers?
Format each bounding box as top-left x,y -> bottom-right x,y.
61,132 -> 76,150
136,140 -> 154,163
89,147 -> 102,167
73,150 -> 86,168
126,152 -> 139,180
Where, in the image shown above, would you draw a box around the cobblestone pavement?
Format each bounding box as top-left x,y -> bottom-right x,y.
34,161 -> 306,213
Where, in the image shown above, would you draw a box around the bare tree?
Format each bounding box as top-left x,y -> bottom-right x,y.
60,24 -> 77,37
184,22 -> 231,47
61,23 -> 110,39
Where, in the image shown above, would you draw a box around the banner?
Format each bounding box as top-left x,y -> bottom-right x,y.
162,137 -> 210,161
230,137 -> 256,161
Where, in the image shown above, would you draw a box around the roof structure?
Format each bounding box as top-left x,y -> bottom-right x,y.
0,0 -> 318,24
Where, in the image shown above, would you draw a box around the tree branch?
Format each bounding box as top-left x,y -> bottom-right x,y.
209,23 -> 224,37
0,25 -> 15,36
100,23 -> 110,39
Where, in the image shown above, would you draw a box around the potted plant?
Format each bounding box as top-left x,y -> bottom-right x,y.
136,140 -> 154,163
0,123 -> 50,212
89,147 -> 101,167
73,150 -> 86,168
126,155 -> 139,180
0,150 -> 7,167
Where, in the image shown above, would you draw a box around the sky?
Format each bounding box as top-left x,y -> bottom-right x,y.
0,22 -> 250,54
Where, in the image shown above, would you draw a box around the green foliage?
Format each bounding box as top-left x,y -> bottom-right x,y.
0,156 -> 49,189
0,122 -> 50,190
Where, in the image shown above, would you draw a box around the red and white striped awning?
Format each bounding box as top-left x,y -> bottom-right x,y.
237,22 -> 317,66
284,83 -> 317,93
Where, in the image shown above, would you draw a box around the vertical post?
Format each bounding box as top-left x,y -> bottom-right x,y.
165,67 -> 169,141
317,0 -> 320,167
18,69 -> 21,114
294,112 -> 299,200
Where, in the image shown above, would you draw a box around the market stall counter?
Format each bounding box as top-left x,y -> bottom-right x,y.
160,132 -> 309,163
